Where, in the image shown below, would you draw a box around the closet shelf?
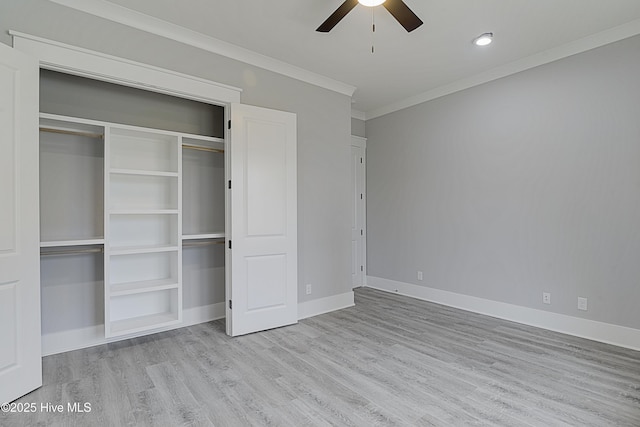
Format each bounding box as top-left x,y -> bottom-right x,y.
183,240 -> 225,248
40,126 -> 103,139
40,238 -> 105,248
109,244 -> 179,256
110,278 -> 179,297
182,143 -> 224,153
183,135 -> 225,144
182,233 -> 225,240
109,168 -> 179,177
41,247 -> 103,257
110,313 -> 180,337
109,209 -> 178,215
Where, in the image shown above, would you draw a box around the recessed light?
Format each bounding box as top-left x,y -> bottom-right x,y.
473,32 -> 493,46
358,0 -> 386,7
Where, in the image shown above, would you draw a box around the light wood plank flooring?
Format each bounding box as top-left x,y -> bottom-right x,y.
3,288 -> 640,426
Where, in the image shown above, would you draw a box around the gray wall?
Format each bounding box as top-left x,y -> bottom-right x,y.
366,34 -> 640,329
40,70 -> 225,138
351,117 -> 366,138
0,0 -> 353,303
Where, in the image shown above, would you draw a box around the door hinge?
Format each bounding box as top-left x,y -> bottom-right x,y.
360,193 -> 363,199
228,240 -> 232,249
229,299 -> 232,309
228,120 -> 231,130
361,157 -> 363,163
361,265 -> 363,271
228,180 -> 231,189
361,229 -> 363,236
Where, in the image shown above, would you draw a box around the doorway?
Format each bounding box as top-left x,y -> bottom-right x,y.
351,136 -> 366,287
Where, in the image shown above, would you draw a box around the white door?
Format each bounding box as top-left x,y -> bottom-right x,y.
0,43 -> 42,403
227,103 -> 297,336
351,136 -> 366,287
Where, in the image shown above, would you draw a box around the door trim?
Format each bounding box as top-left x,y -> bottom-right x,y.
10,31 -> 241,105
351,135 -> 367,286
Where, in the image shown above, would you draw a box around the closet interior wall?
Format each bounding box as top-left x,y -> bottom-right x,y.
39,70 -> 226,354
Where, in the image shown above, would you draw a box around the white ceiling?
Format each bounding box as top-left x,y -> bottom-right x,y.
52,0 -> 640,118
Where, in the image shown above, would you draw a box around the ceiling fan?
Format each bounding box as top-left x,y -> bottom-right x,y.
316,0 -> 423,33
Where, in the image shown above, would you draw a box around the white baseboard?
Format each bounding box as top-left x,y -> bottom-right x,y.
298,291 -> 355,320
42,302 -> 226,356
182,301 -> 226,326
367,276 -> 640,351
43,291 -> 358,356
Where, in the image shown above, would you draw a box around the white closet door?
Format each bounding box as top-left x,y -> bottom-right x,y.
0,43 -> 41,403
227,103 -> 297,336
351,138 -> 366,287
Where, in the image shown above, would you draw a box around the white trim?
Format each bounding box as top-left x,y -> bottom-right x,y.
366,276 -> 640,351
42,302 -> 226,356
351,109 -> 366,121
47,0 -> 356,97
365,18 -> 640,120
10,31 -> 241,105
43,291 -> 359,355
298,291 -> 355,320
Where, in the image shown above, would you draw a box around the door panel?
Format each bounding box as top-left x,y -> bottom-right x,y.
351,140 -> 365,287
0,43 -> 42,404
246,254 -> 286,310
246,120 -> 287,236
228,103 -> 297,336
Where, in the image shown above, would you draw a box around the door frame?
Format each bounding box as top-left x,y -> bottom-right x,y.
10,31 -> 241,106
351,135 -> 367,287
0,40 -> 42,404
10,31 -> 244,340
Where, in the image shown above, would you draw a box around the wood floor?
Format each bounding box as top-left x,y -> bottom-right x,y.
4,288 -> 640,426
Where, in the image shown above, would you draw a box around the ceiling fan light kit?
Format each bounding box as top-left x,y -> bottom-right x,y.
316,0 -> 423,33
358,0 -> 386,6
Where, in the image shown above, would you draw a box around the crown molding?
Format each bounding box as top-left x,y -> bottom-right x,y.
365,17 -> 640,120
351,109 -> 366,121
48,0 -> 356,97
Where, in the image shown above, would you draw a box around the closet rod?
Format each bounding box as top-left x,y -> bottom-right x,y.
39,127 -> 104,139
183,240 -> 225,247
40,248 -> 103,257
182,143 -> 224,153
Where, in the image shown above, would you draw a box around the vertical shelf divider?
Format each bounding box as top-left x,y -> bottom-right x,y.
103,125 -> 112,337
105,125 -> 182,338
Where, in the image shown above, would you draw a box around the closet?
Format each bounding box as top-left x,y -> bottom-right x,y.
0,31 -> 297,402
38,72 -> 228,349
2,32 -> 299,403
36,68 -> 295,354
1,40 -> 300,409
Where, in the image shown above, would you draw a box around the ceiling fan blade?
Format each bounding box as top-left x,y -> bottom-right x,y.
316,0 -> 359,32
383,0 -> 423,32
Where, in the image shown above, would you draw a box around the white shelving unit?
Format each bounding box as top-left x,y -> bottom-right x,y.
105,125 -> 182,337
38,110 -> 229,353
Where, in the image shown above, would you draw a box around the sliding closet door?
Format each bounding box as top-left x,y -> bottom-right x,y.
0,43 -> 42,403
227,103 -> 297,336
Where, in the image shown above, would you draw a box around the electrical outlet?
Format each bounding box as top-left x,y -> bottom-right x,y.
578,297 -> 588,311
543,292 -> 551,304
417,271 -> 423,281
306,284 -> 312,295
